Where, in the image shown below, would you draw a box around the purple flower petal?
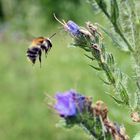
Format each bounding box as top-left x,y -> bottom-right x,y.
54,90 -> 77,117
54,90 -> 87,117
66,21 -> 80,36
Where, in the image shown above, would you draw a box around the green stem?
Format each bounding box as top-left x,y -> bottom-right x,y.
100,62 -> 116,86
113,24 -> 134,52
131,0 -> 140,93
95,1 -> 134,52
81,117 -> 108,139
94,0 -> 110,19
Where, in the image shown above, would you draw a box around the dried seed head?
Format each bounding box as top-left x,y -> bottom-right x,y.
86,21 -> 98,33
93,100 -> 108,121
86,22 -> 102,38
79,28 -> 92,38
131,111 -> 140,122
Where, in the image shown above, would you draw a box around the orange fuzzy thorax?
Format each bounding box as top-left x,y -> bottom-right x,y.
31,37 -> 45,46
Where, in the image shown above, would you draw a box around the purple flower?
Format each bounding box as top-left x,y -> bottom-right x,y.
73,93 -> 86,112
65,21 -> 80,36
54,90 -> 86,117
54,90 -> 76,117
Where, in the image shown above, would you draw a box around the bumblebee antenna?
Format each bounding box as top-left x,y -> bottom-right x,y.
49,32 -> 56,39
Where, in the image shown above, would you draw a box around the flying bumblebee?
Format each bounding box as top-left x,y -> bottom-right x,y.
26,33 -> 56,66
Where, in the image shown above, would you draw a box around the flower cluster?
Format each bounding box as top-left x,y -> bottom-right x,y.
57,18 -> 130,106
54,90 -> 91,118
52,14 -> 132,139
53,90 -> 129,140
63,20 -> 98,39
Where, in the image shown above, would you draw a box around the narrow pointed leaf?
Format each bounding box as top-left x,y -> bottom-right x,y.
106,53 -> 115,66
98,76 -> 112,85
89,64 -> 102,71
110,0 -> 119,24
95,0 -> 107,10
119,83 -> 129,105
109,94 -> 124,105
84,54 -> 95,61
136,92 -> 140,108
97,24 -> 128,50
95,0 -> 110,18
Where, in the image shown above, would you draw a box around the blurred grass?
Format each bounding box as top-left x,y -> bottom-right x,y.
0,1 -> 140,139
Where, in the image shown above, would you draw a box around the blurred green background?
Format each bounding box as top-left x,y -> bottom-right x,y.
0,0 -> 140,139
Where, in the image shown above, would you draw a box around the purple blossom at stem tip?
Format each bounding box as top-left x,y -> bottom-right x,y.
53,14 -> 80,36
54,90 -> 86,118
65,20 -> 80,36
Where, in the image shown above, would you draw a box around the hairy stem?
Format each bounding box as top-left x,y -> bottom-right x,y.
113,24 -> 134,52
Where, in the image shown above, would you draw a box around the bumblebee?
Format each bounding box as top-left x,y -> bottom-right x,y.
26,33 -> 55,66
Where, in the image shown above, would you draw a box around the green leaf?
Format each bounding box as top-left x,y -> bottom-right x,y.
119,83 -> 129,106
101,63 -> 115,84
106,53 -> 115,67
95,0 -> 107,9
136,91 -> 140,109
97,23 -> 129,51
98,76 -> 112,85
89,64 -> 102,71
84,54 -> 95,61
133,132 -> 140,140
56,119 -> 68,128
95,0 -> 110,18
109,94 -> 124,105
110,0 -> 119,24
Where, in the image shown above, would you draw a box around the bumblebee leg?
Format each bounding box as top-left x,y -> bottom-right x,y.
45,51 -> 47,58
32,58 -> 36,64
38,49 -> 42,67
